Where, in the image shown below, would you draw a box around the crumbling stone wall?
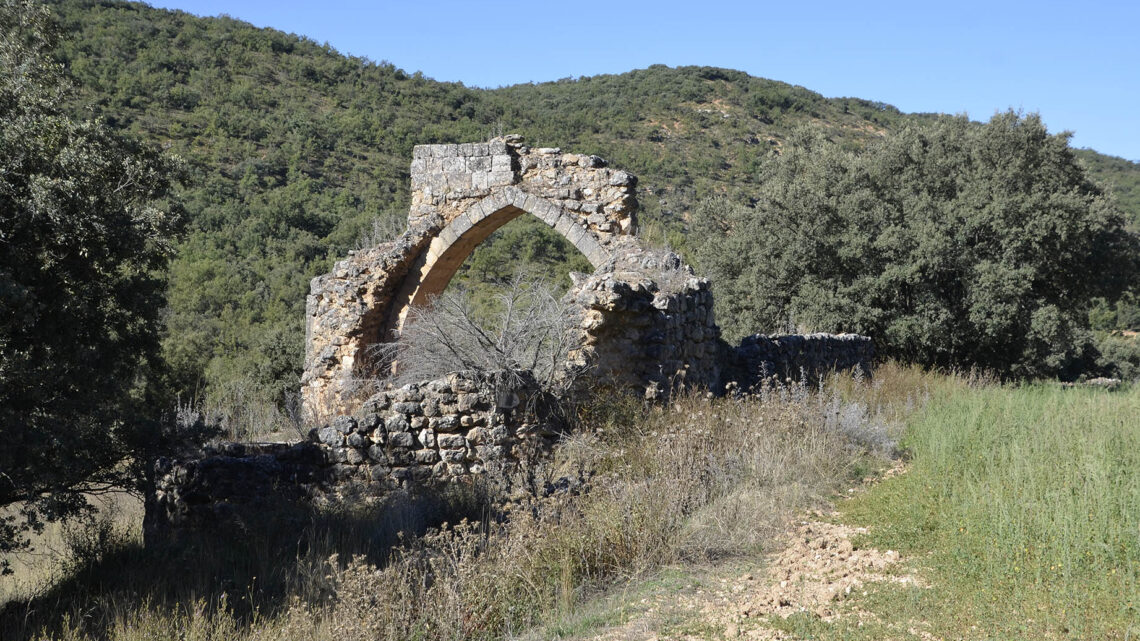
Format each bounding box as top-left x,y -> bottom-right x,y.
303,136 -> 641,418
148,334 -> 876,540
565,247 -> 722,397
146,372 -> 549,540
728,333 -> 875,390
155,138 -> 882,542
318,372 -> 537,483
303,136 -> 719,419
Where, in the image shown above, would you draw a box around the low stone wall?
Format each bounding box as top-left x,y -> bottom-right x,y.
145,372 -> 550,542
727,333 -> 875,390
318,372 -> 541,484
144,441 -> 328,541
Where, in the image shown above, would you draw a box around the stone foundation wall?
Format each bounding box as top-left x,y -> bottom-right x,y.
145,372 -> 549,541
727,333 -> 875,390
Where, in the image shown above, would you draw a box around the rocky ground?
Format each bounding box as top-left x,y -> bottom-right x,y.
579,469 -> 922,641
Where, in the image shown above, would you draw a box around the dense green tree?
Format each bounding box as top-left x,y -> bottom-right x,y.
694,113 -> 1140,378
0,0 -> 183,564
1075,150 -> 1140,229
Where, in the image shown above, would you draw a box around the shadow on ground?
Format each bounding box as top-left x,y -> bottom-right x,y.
0,481 -> 498,640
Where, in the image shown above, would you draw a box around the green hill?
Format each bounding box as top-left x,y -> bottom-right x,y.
1075,149 -> 1140,230
43,0 -> 1140,406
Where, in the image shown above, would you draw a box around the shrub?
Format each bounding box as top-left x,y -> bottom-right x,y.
694,113 -> 1140,379
377,274 -> 588,397
0,0 -> 184,564
1096,331 -> 1140,380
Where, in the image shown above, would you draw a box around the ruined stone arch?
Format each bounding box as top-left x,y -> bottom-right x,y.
303,136 -> 646,416
301,136 -> 868,422
385,187 -> 610,335
149,138 -> 875,535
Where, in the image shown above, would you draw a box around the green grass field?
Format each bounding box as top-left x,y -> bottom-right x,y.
813,383 -> 1140,640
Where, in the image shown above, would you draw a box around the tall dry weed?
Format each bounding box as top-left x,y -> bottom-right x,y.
267,377 -> 909,640
23,368 -> 937,641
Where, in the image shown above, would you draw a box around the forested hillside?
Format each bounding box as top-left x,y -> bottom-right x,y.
43,0 -> 1140,408
1076,150 -> 1140,229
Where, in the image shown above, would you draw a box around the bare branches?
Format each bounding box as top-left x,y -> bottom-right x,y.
373,274 -> 588,396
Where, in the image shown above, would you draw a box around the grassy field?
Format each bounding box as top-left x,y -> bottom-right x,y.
775,382 -> 1140,640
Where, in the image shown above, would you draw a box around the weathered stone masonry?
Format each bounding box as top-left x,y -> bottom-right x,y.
566,248 -> 722,398
146,371 -> 546,539
147,334 -> 875,539
728,333 -> 875,390
302,135 -> 724,419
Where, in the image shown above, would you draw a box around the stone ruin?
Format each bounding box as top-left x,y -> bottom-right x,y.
301,134 -> 725,419
145,137 -> 875,541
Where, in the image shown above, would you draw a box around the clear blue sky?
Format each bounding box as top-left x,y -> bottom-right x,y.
148,0 -> 1139,161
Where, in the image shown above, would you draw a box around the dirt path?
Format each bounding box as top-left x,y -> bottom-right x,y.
582,471 -> 921,640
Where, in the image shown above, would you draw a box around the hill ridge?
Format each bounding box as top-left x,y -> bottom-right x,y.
44,0 -> 1140,407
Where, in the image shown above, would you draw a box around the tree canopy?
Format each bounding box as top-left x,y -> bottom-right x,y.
694,113 -> 1140,379
0,0 -> 183,563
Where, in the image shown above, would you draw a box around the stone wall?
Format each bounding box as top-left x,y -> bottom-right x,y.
320,371 -> 540,484
161,137 -> 883,542
145,441 -> 327,540
146,372 -> 551,541
727,333 -> 875,390
408,135 -> 637,250
302,225 -> 438,416
565,246 -> 722,398
148,334 -> 876,541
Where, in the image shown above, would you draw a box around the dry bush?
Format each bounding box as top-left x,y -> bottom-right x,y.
376,275 -> 587,396
186,379 -> 306,442
351,212 -> 406,251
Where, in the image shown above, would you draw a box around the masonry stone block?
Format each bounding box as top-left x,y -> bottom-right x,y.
491,154 -> 512,172
467,156 -> 491,172
553,214 -> 575,238
488,170 -> 515,185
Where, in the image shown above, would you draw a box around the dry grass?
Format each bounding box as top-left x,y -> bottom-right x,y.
0,493 -> 143,607
1,364 -> 940,641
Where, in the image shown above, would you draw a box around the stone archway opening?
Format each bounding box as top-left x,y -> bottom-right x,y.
303,136 -> 643,416
385,199 -> 610,338
433,211 -> 593,319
